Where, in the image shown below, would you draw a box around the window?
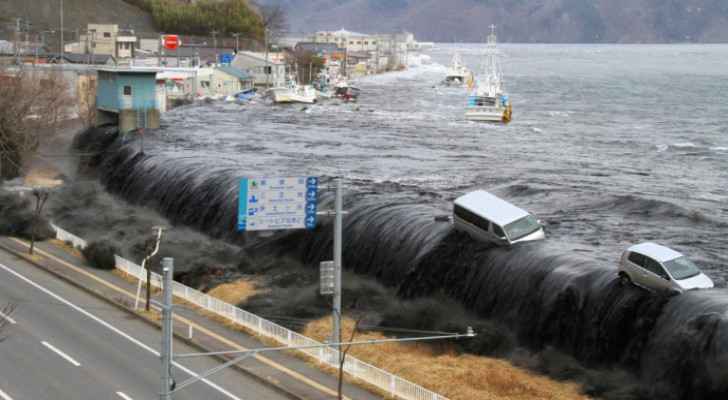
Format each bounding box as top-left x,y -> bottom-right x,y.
264,66 -> 272,74
628,252 -> 645,267
103,32 -> 111,38
663,257 -> 701,280
364,41 -> 369,45
454,205 -> 491,232
123,85 -> 132,96
643,257 -> 668,279
504,215 -> 541,241
492,224 -> 506,239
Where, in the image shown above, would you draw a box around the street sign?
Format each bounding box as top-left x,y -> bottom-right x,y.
320,261 -> 335,295
162,35 -> 180,50
238,177 -> 318,232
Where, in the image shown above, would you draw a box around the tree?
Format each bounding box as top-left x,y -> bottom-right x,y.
258,2 -> 288,87
286,49 -> 324,85
29,188 -> 50,256
0,67 -> 70,182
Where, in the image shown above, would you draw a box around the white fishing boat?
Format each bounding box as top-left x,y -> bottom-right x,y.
270,76 -> 318,104
465,25 -> 512,123
444,53 -> 470,85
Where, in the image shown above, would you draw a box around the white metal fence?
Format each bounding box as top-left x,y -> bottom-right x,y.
51,224 -> 448,400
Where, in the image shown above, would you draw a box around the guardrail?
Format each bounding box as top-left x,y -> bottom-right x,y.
51,224 -> 448,400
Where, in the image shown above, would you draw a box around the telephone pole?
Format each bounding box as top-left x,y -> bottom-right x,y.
60,0 -> 64,63
232,33 -> 240,53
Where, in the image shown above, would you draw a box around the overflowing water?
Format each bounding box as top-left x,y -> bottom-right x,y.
77,44 -> 728,398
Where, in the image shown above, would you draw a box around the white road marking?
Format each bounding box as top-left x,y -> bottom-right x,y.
116,391 -> 134,400
0,387 -> 14,400
41,341 -> 82,367
0,262 -> 243,400
0,311 -> 15,324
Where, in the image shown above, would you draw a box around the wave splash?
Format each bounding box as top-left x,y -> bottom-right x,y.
77,126 -> 728,399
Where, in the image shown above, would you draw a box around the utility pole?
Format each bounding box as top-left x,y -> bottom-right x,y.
60,0 -> 64,63
332,178 -> 343,360
211,30 -> 218,49
14,18 -> 21,64
160,257 -> 174,400
264,28 -> 270,88
232,33 -> 240,53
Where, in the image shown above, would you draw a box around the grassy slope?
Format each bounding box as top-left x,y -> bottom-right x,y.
0,0 -> 156,38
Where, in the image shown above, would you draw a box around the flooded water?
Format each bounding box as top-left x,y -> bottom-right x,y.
77,44 -> 728,399
154,44 -> 728,283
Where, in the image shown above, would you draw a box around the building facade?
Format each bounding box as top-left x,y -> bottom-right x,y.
96,68 -> 160,133
231,51 -> 286,87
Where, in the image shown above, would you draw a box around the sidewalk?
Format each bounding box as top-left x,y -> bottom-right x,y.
0,236 -> 383,400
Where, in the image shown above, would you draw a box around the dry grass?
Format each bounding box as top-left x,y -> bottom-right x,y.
304,318 -> 590,400
50,239 -> 83,258
208,279 -> 263,305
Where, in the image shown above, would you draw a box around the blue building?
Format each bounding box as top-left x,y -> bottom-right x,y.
96,68 -> 161,133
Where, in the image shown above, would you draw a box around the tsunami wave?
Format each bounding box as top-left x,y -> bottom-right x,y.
76,126 -> 728,399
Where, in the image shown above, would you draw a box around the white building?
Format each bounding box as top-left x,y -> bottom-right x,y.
231,51 -> 287,88
310,29 -> 380,52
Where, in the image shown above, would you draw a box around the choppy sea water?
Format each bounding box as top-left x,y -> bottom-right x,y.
153,44 -> 728,284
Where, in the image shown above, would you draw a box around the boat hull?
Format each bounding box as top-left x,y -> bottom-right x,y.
465,105 -> 512,123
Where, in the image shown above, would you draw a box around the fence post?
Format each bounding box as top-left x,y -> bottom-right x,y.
390,375 -> 397,398
287,330 -> 292,346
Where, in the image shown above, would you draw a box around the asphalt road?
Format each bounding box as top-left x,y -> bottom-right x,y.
0,251 -> 291,400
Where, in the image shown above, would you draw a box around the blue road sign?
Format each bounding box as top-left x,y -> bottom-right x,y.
238,177 -> 318,232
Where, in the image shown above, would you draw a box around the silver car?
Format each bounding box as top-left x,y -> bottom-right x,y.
618,242 -> 714,293
453,190 -> 545,246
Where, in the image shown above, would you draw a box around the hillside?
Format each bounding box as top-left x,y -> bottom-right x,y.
0,0 -> 157,38
263,0 -> 728,43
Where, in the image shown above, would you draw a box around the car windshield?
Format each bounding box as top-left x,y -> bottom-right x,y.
663,257 -> 701,280
504,215 -> 541,241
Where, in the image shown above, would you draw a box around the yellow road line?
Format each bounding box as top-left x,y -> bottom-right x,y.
10,238 -> 349,400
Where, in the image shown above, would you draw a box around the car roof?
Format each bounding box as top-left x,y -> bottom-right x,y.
454,190 -> 530,226
627,242 -> 683,263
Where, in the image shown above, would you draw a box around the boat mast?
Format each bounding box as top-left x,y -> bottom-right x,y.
482,24 -> 501,97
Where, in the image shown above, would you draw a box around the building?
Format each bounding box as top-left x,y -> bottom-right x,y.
310,29 -> 379,52
196,66 -> 253,98
294,42 -> 346,60
96,68 -> 160,133
73,24 -> 138,60
231,51 -> 287,88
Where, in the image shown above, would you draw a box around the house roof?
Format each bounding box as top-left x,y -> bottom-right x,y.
216,65 -> 252,81
455,190 -> 530,226
234,51 -> 286,65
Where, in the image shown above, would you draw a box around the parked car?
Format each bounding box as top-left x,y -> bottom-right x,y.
618,242 -> 714,293
453,190 -> 545,246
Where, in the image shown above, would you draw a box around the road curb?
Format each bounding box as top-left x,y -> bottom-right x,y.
0,239 -> 308,400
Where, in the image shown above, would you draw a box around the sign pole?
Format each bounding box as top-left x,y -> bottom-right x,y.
333,178 -> 343,362
160,257 -> 174,400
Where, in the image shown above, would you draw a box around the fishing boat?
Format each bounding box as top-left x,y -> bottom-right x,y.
465,25 -> 512,123
333,80 -> 361,102
444,53 -> 470,86
269,76 -> 318,104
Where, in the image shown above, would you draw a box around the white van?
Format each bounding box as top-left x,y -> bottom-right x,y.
453,190 -> 545,246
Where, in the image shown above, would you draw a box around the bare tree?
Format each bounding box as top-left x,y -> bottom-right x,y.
257,3 -> 288,88
258,3 -> 288,42
0,67 -> 70,182
29,188 -> 50,256
338,316 -> 363,400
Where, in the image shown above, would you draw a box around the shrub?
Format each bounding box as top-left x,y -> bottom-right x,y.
82,241 -> 119,270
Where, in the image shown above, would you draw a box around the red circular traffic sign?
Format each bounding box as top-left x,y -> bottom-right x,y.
162,35 -> 180,50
